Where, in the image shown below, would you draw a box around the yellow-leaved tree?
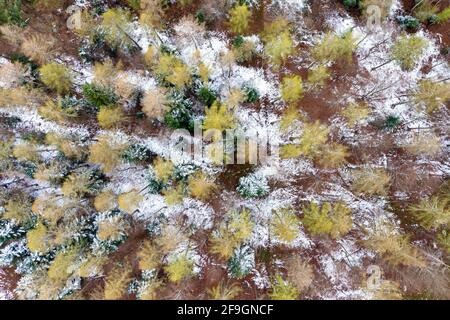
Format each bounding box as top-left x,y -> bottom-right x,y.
364,223 -> 425,268
142,87 -> 169,121
166,60 -> 192,90
307,65 -> 331,88
97,106 -> 126,129
352,167 -> 391,196
269,275 -> 299,300
280,75 -> 304,104
21,33 -> 56,65
413,80 -> 450,113
409,196 -> 449,230
100,8 -> 134,50
340,101 -> 371,127
280,105 -> 301,132
94,190 -> 117,212
104,263 -> 132,300
264,30 -> 295,68
39,63 -> 72,95
188,172 -> 216,201
203,101 -> 236,136
118,189 -> 144,214
280,121 -> 329,159
152,156 -> 174,183
271,207 -> 301,244
138,240 -> 161,271
229,4 -> 252,34
89,134 -> 128,173
27,221 -> 52,253
316,143 -> 349,169
165,254 -> 194,283
391,34 -> 427,71
404,133 -> 441,157
12,141 -> 40,162
47,247 -> 80,284
311,31 -> 356,64
163,184 -> 184,206
210,209 -> 254,259
302,202 -> 353,239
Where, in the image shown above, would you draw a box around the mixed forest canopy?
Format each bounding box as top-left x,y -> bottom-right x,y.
0,0 -> 449,300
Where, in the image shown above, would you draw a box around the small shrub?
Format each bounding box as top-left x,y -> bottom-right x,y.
0,0 -> 25,26
382,115 -> 401,130
227,245 -> 254,279
122,144 -> 154,163
198,86 -> 217,107
396,15 -> 420,30
82,83 -> 119,109
237,172 -> 270,199
343,0 -> 360,8
164,101 -> 194,131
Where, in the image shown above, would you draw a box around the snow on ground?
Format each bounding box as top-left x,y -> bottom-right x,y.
319,239 -> 374,300
269,0 -> 309,15
1,106 -> 91,138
